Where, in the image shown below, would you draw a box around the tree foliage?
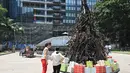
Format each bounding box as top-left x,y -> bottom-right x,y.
95,0 -> 130,47
0,5 -> 23,43
0,4 -> 7,22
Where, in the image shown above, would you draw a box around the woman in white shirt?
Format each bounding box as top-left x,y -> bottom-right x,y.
51,48 -> 64,73
41,42 -> 52,73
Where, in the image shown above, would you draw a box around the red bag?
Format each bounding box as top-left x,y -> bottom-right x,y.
74,64 -> 85,73
96,66 -> 106,73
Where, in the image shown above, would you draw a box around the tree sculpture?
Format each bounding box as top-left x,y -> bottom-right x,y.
68,0 -> 107,64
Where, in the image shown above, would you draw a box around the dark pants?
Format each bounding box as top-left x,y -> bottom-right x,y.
53,64 -> 61,73
109,49 -> 111,53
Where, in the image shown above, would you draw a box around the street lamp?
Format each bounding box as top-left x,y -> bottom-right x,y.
18,27 -> 24,44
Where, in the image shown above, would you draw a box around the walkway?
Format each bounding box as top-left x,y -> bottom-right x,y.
0,52 -> 130,73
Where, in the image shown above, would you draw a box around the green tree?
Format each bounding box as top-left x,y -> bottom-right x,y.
0,4 -> 7,22
95,0 -> 130,48
0,18 -> 24,41
0,4 -> 24,43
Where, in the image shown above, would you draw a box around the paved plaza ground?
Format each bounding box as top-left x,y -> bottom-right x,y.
0,52 -> 130,73
0,52 -> 53,73
111,53 -> 130,73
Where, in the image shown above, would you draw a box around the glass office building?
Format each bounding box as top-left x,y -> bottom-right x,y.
22,0 -> 66,24
3,0 -> 97,24
8,0 -> 34,22
65,0 -> 97,25
1,0 -> 98,44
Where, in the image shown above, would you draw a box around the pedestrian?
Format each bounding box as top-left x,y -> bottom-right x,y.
51,48 -> 64,73
108,44 -> 112,53
105,45 -> 109,55
41,42 -> 52,73
12,45 -> 15,53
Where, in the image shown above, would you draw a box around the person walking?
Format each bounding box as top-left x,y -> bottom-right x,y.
41,42 -> 52,73
105,45 -> 109,55
108,44 -> 112,53
51,48 -> 64,73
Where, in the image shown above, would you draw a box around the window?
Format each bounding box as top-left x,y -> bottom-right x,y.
41,4 -> 44,8
70,7 -> 72,10
69,13 -> 71,16
66,13 -> 68,16
74,13 -> 76,17
73,13 -> 75,17
73,7 -> 76,10
73,0 -> 76,5
69,20 -> 71,23
63,19 -> 65,23
30,3 -> 34,7
36,17 -> 44,21
71,13 -> 73,17
66,7 -> 68,10
47,18 -> 52,22
69,7 -> 71,10
35,4 -> 40,8
74,20 -> 75,23
66,20 -> 68,23
71,20 -> 73,23
77,0 -> 81,5
77,7 -> 81,11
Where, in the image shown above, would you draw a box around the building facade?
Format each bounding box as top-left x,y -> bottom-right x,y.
22,0 -> 66,25
1,0 -> 97,24
65,0 -> 97,25
1,0 -> 97,44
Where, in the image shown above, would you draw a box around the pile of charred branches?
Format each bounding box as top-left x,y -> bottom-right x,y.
67,0 -> 107,64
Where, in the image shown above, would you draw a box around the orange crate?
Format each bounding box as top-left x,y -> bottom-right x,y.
96,66 -> 106,73
74,64 -> 85,73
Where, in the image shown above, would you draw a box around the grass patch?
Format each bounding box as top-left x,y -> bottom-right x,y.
0,51 -> 12,56
112,51 -> 130,54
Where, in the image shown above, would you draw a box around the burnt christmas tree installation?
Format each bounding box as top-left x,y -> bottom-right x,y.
68,0 -> 107,64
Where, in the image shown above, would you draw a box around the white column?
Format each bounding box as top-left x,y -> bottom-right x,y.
45,0 -> 47,23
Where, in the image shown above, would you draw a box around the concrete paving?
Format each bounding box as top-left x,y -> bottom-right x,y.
0,52 -> 53,73
110,53 -> 130,73
0,52 -> 130,73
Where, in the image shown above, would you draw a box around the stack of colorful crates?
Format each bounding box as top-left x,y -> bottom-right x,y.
60,56 -> 119,73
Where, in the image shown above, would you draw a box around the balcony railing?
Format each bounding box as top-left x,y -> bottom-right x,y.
22,1 -> 65,9
34,8 -> 53,11
34,14 -> 53,18
35,21 -> 53,24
